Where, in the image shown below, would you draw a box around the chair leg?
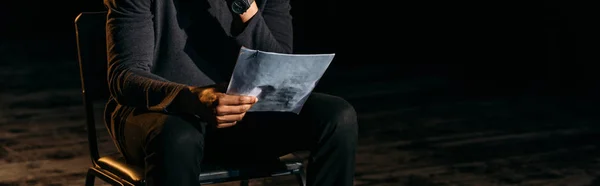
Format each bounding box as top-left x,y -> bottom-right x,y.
85,169 -> 96,186
240,180 -> 249,186
296,171 -> 306,186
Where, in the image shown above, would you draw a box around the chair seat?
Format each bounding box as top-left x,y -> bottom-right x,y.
97,155 -> 144,184
198,154 -> 304,183
96,153 -> 305,184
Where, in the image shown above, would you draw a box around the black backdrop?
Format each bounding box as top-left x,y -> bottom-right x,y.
0,0 -> 597,97
0,0 -> 338,62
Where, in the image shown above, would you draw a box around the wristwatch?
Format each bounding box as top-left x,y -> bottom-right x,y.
231,0 -> 255,14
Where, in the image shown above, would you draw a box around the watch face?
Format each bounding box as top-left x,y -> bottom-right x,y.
231,0 -> 248,14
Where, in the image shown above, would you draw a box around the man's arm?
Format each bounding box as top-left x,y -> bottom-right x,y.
232,0 -> 293,53
105,0 -> 199,115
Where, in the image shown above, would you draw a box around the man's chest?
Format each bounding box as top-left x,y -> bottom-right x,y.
169,0 -> 263,37
169,0 -> 232,35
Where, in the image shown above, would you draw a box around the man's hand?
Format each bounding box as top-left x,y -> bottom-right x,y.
190,86 -> 257,128
239,1 -> 258,23
211,92 -> 257,128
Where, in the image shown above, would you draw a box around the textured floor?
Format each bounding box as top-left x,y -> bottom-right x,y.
1,43 -> 600,185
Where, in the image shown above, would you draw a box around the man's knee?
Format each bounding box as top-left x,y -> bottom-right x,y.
319,95 -> 358,139
336,99 -> 358,134
314,95 -> 359,155
158,115 -> 205,154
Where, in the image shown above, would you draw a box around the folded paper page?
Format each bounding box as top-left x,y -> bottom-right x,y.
226,47 -> 335,114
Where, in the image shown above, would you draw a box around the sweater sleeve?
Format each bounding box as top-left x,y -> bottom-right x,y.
104,0 -> 198,115
233,0 -> 293,54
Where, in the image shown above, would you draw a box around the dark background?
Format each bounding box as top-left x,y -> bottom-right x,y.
1,0 -> 597,97
1,0 -> 600,185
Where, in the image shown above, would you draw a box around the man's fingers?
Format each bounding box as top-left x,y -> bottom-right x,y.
216,113 -> 246,123
214,113 -> 246,128
215,104 -> 252,115
219,95 -> 257,105
209,93 -> 255,129
216,121 -> 237,129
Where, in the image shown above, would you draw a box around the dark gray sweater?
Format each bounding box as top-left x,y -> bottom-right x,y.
104,0 -> 293,127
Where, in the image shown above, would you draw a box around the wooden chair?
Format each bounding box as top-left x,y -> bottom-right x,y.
74,11 -> 307,186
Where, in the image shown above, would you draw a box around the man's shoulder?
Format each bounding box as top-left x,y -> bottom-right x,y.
151,0 -> 212,14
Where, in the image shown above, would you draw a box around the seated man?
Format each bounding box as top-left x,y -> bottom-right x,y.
103,0 -> 358,185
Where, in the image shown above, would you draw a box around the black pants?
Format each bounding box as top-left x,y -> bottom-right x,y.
114,92 -> 358,186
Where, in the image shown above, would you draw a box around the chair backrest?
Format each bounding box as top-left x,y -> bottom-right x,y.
74,11 -> 109,164
75,11 -> 109,101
